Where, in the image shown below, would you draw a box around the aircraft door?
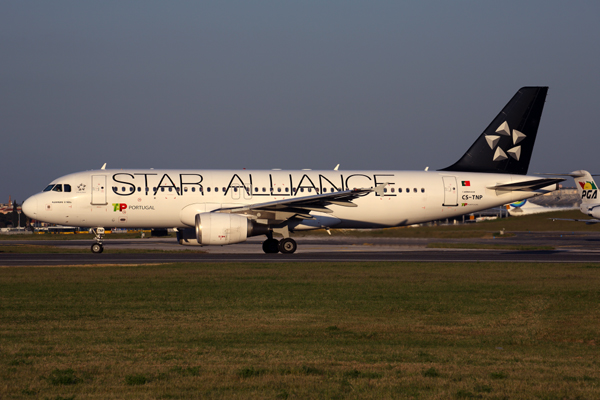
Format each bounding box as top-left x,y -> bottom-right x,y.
243,185 -> 252,200
230,186 -> 241,200
442,176 -> 458,206
91,175 -> 107,205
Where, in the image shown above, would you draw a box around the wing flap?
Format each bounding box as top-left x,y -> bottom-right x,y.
215,187 -> 375,223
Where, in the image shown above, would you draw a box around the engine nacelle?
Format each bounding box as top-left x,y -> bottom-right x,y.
177,213 -> 270,246
196,213 -> 248,245
587,206 -> 600,219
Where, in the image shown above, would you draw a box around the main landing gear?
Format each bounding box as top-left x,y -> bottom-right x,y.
90,227 -> 105,254
262,234 -> 297,254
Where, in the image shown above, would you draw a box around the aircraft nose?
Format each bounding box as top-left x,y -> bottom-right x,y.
22,196 -> 38,219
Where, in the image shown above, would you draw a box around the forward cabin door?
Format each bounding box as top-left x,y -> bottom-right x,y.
442,176 -> 458,206
91,175 -> 107,205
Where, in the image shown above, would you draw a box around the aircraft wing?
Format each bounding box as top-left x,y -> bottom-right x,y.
550,218 -> 600,225
487,178 -> 564,192
215,187 -> 378,222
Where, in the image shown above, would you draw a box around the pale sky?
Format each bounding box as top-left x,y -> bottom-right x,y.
2,1 -> 599,203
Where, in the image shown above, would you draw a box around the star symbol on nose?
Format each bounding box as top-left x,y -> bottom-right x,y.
485,121 -> 525,161
78,183 -> 86,191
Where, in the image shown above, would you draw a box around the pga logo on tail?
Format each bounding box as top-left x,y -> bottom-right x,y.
579,181 -> 598,199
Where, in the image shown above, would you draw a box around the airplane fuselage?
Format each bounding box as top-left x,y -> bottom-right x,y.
24,168 -> 553,230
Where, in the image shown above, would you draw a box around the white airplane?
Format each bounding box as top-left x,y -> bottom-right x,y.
22,87 -> 563,254
550,170 -> 600,224
506,199 -> 576,216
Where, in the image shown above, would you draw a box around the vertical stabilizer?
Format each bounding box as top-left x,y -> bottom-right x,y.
441,87 -> 548,175
572,170 -> 600,213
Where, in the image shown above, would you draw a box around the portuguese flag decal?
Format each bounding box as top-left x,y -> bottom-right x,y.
461,181 -> 470,186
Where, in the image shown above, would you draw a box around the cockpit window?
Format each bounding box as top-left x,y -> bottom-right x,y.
44,184 -> 70,192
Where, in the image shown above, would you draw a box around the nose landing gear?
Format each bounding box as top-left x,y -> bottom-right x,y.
90,227 -> 105,254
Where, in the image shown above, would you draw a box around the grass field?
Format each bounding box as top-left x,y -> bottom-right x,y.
1,262 -> 599,399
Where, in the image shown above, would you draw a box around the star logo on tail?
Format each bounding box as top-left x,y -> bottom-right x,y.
485,121 -> 525,162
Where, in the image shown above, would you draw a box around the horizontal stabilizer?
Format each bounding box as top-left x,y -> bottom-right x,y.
550,218 -> 600,225
488,178 -> 564,192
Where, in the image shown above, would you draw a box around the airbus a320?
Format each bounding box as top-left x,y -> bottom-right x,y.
22,87 -> 562,254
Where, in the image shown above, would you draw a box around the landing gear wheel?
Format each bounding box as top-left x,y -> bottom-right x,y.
262,238 -> 280,254
91,243 -> 104,254
278,238 -> 297,254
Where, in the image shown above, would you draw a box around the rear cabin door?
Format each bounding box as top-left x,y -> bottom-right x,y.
91,175 -> 107,205
442,176 -> 458,206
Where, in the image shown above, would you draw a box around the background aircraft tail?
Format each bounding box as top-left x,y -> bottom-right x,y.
572,170 -> 600,208
441,86 -> 548,175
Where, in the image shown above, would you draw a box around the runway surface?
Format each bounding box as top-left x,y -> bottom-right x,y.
2,232 -> 600,266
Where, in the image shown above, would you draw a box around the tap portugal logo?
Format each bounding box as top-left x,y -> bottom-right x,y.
112,203 -> 155,211
113,203 -> 127,212
579,181 -> 598,199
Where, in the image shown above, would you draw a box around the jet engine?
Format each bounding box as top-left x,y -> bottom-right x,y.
587,206 -> 600,219
177,213 -> 269,246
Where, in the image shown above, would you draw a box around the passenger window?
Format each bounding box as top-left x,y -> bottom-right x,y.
207,187 -> 211,192
406,188 -> 409,193
277,188 -> 281,193
137,187 -> 141,192
391,188 -> 395,193
300,188 -> 304,193
399,188 -> 402,193
44,184 -> 55,192
161,187 -> 165,192
215,187 -> 218,192
130,187 -> 134,192
285,187 -> 289,192
421,188 -> 425,193
64,184 -> 71,192
413,188 -> 417,193
383,188 -> 387,193
222,187 -> 226,192
323,188 -> 327,193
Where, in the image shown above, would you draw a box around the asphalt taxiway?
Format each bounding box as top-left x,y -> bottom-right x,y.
2,232 -> 600,266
